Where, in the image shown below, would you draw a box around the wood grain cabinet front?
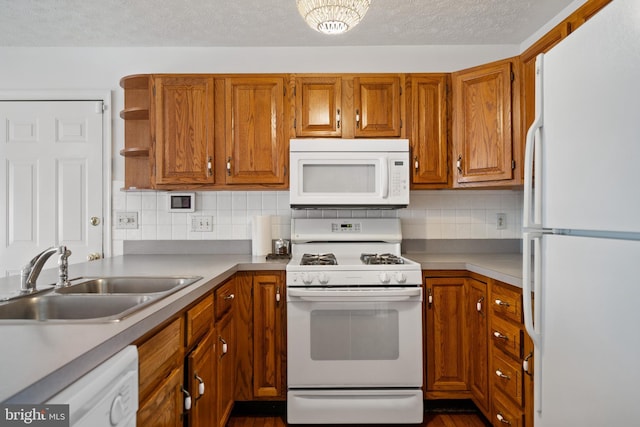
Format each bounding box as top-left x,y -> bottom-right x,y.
452,58 -> 517,187
152,75 -> 215,187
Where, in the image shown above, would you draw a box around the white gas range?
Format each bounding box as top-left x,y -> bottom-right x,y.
285,218 -> 424,425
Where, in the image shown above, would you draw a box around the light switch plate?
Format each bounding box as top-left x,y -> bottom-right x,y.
116,212 -> 138,229
191,216 -> 213,232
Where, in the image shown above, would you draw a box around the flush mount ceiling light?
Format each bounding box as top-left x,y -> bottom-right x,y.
296,0 -> 372,35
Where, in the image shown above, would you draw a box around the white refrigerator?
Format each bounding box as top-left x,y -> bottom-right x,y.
523,0 -> 640,425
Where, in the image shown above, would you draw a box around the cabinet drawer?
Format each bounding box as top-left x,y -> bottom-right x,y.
493,390 -> 524,427
185,294 -> 214,349
492,349 -> 524,407
137,317 -> 184,402
491,282 -> 522,323
215,279 -> 236,322
491,316 -> 522,360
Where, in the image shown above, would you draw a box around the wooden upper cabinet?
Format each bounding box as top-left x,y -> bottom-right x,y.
407,74 -> 449,188
152,75 -> 215,186
224,76 -> 287,185
354,76 -> 402,137
452,59 -> 514,186
295,76 -> 342,137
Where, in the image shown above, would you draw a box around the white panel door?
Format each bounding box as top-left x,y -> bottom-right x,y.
0,101 -> 103,277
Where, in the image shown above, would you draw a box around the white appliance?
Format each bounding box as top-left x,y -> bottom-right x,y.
47,346 -> 139,427
523,0 -> 640,425
289,139 -> 410,209
286,218 -> 423,424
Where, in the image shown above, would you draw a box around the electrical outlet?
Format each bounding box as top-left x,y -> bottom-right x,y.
191,216 -> 213,232
496,213 -> 507,230
116,212 -> 138,229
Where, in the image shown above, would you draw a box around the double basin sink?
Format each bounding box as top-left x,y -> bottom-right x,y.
0,276 -> 202,323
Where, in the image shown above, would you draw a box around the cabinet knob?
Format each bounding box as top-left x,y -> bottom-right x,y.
355,109 -> 360,128
336,109 -> 341,129
493,331 -> 509,341
224,293 -> 235,301
207,156 -> 212,176
181,387 -> 192,411
194,374 -> 205,396
496,413 -> 512,425
523,352 -> 533,376
226,157 -> 232,176
414,156 -> 419,171
276,286 -> 281,303
495,369 -> 511,380
457,155 -> 463,173
219,337 -> 228,355
476,296 -> 484,313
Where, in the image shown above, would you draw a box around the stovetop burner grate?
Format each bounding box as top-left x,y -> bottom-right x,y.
360,253 -> 405,265
300,253 -> 338,266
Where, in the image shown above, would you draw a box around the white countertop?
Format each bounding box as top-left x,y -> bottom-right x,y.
0,251 -> 521,404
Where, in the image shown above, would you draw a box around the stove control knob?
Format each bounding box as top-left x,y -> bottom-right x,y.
318,273 -> 330,285
379,272 -> 391,284
395,272 -> 407,283
301,272 -> 313,285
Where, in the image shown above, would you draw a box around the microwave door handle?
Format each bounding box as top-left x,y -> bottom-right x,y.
381,157 -> 389,199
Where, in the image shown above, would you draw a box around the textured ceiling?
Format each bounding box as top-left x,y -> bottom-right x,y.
0,0 -> 578,47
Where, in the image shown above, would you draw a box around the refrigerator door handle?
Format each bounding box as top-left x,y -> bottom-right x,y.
524,54 -> 544,229
523,231 -> 543,413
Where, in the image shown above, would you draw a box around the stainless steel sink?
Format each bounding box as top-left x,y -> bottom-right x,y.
54,276 -> 202,295
0,275 -> 203,322
0,294 -> 155,322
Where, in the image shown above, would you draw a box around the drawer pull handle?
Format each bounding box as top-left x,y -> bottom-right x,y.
523,352 -> 533,376
181,387 -> 192,411
495,369 -> 511,380
224,293 -> 235,300
219,337 -> 228,355
496,413 -> 512,425
194,374 -> 205,396
493,331 -> 509,340
495,299 -> 511,307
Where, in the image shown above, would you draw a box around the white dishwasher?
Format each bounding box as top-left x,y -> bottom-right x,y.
47,345 -> 139,427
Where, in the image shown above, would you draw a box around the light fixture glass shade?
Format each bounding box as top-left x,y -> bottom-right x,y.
296,0 -> 371,35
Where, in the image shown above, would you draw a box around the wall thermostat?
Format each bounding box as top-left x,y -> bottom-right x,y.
168,192 -> 195,212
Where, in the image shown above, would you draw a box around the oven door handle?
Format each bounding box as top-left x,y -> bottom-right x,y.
287,287 -> 422,301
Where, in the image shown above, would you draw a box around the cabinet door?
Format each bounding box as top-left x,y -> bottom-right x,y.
186,331 -> 215,427
215,312 -> 235,427
295,76 -> 342,137
137,366 -> 184,427
354,76 -> 402,137
224,77 -> 286,185
153,75 -> 215,185
252,273 -> 285,398
425,277 -> 468,392
468,278 -> 490,416
408,74 -> 449,187
452,61 -> 514,185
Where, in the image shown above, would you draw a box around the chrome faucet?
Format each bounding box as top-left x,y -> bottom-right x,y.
20,246 -> 72,293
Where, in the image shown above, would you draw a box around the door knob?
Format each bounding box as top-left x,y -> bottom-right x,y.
90,216 -> 100,226
87,252 -> 102,261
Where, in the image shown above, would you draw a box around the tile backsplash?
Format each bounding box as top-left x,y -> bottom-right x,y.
112,181 -> 523,256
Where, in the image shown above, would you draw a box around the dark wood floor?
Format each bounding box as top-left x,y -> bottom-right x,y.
227,413 -> 489,427
226,402 -> 491,427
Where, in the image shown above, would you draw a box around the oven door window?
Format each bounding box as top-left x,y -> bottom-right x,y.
310,309 -> 399,360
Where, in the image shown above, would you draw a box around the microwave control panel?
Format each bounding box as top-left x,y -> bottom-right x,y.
390,159 -> 409,196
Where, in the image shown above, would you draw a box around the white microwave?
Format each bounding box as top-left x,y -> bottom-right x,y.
289,139 -> 410,209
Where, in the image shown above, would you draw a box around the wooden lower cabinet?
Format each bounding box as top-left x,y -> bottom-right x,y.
215,301 -> 236,427
235,271 -> 286,401
137,366 -> 185,427
467,278 -> 490,417
186,330 -> 216,426
424,276 -> 468,396
136,317 -> 185,426
488,279 -> 534,427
